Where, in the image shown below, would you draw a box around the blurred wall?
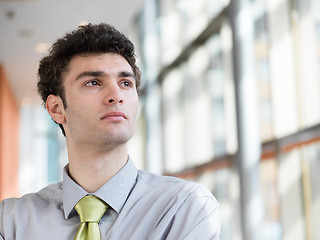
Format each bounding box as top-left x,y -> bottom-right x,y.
0,64 -> 19,200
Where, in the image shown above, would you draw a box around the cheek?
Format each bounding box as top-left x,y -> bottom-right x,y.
65,102 -> 91,126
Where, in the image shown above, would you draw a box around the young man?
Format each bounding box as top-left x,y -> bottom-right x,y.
0,23 -> 220,239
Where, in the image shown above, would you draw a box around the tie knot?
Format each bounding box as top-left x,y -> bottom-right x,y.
75,195 -> 108,223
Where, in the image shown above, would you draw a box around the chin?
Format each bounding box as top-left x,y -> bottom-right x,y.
101,131 -> 134,145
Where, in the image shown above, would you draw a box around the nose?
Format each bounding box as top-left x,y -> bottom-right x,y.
103,81 -> 123,105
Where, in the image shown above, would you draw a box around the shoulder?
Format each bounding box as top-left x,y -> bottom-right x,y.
136,170 -> 217,203
137,169 -> 191,189
135,171 -> 220,230
0,182 -> 63,238
0,182 -> 63,216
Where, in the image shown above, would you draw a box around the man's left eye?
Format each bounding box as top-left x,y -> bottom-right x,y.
85,80 -> 99,86
122,81 -> 132,87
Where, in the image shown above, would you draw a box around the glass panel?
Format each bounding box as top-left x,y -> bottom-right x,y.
161,24 -> 236,172
157,0 -> 228,65
278,149 -> 306,240
253,0 -> 273,141
158,0 -> 183,65
206,25 -> 237,157
162,66 -> 186,172
185,45 -> 214,166
176,0 -> 210,43
259,158 -> 282,240
292,0 -> 320,128
19,106 -> 67,195
206,35 -> 227,156
301,141 -> 320,240
266,0 -> 299,138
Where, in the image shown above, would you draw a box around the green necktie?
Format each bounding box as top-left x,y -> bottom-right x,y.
74,195 -> 108,240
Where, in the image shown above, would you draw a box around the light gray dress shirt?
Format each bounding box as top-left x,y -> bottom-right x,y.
0,159 -> 220,240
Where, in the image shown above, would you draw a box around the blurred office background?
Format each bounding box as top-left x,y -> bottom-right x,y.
0,0 -> 320,239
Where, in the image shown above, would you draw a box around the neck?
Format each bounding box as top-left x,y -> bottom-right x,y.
67,142 -> 128,193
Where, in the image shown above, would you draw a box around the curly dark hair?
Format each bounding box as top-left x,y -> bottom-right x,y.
37,23 -> 141,136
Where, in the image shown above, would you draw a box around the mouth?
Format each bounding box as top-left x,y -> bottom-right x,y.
101,111 -> 127,120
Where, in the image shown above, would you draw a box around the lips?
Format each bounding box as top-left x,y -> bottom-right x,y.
101,111 -> 127,120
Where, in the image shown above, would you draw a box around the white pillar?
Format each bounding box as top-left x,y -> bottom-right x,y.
229,0 -> 264,239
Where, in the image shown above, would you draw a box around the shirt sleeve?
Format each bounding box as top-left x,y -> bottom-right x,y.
165,184 -> 221,240
0,200 -> 4,240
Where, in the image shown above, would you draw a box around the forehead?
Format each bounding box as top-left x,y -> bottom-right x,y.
64,53 -> 133,78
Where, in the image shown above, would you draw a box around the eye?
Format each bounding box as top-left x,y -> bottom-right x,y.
121,80 -> 134,88
85,80 -> 100,87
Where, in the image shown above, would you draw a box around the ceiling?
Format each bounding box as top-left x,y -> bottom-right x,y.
0,0 -> 144,106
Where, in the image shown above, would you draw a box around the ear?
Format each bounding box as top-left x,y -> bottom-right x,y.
46,94 -> 66,124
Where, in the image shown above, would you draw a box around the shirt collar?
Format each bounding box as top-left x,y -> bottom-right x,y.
62,157 -> 138,219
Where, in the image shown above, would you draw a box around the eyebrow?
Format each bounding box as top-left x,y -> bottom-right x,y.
119,71 -> 136,80
75,70 -> 136,81
75,71 -> 106,81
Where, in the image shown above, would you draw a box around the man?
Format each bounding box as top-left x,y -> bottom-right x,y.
0,23 -> 220,239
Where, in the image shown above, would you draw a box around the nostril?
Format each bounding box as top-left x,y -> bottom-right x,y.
107,98 -> 123,104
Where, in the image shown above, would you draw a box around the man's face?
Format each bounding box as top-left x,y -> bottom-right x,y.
60,53 -> 139,150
